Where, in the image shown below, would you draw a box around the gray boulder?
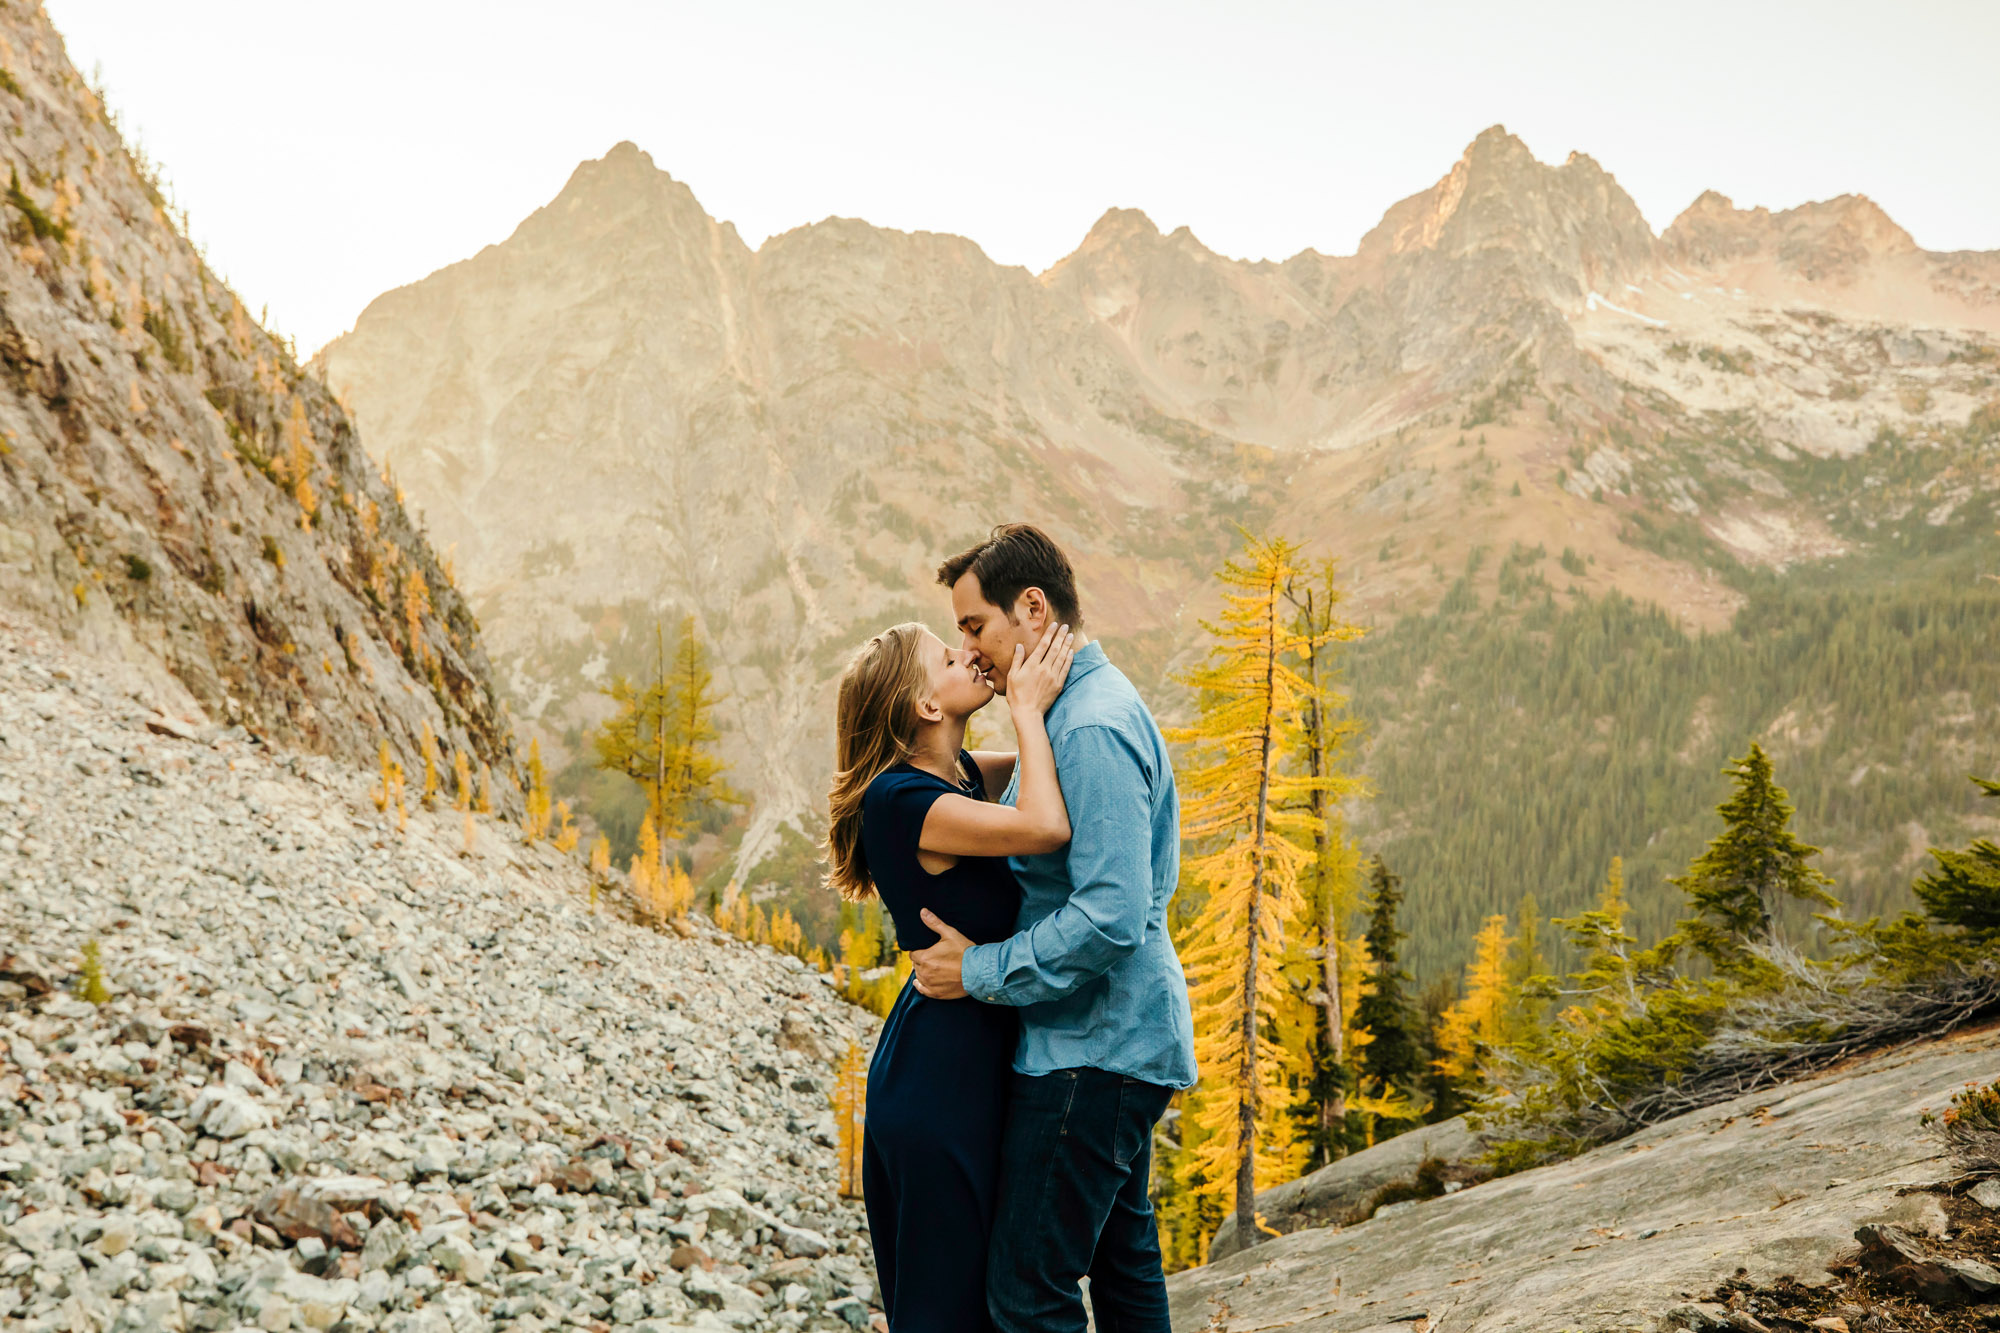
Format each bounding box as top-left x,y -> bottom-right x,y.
1207,1115 -> 1479,1259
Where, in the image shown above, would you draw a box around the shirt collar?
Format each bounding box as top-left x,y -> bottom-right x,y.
1056,640 -> 1109,699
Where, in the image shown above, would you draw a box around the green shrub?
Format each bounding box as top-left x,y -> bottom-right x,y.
6,165 -> 66,246
1921,1078 -> 2000,1178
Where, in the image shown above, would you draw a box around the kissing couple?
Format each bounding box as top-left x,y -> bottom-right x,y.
824,523 -> 1197,1333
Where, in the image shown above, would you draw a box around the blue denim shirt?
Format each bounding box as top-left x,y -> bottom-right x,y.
959,642 -> 1197,1090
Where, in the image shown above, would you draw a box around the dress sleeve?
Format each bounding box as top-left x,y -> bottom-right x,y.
864,770 -> 955,870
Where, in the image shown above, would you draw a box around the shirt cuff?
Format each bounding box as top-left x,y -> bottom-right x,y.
959,942 -> 1002,1004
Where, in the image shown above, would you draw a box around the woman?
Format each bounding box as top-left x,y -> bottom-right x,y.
826,619 -> 1076,1333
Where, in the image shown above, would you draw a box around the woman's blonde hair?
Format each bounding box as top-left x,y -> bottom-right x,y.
825,622 -> 930,902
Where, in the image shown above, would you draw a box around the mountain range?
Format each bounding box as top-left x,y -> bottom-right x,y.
317,128 -> 2000,970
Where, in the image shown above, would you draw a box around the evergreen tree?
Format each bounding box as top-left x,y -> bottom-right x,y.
1551,858 -> 1645,1020
1913,777 -> 2000,938
1168,534 -> 1350,1249
1670,743 -> 1837,973
1354,857 -> 1423,1093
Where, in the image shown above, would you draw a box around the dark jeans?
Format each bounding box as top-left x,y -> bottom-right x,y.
986,1066 -> 1175,1333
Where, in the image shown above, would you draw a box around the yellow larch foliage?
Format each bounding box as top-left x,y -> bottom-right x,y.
287,397 -> 317,527
418,723 -> 442,808
453,751 -> 473,814
521,740 -> 551,844
1434,914 -> 1514,1083
370,740 -> 405,820
630,814 -> 662,919
461,812 -> 476,858
662,861 -> 695,919
476,763 -> 495,815
769,910 -> 806,956
1165,532 -> 1359,1250
831,1040 -> 868,1198
402,569 -> 431,667
552,800 -> 579,854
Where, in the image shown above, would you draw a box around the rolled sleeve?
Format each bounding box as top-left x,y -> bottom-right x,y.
961,725 -> 1153,1007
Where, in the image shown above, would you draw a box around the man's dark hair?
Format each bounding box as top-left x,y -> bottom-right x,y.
937,523 -> 1082,628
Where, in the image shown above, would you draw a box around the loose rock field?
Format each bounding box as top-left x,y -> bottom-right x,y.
0,616 -> 882,1332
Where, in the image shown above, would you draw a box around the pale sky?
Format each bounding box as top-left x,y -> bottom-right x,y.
45,1 -> 2000,355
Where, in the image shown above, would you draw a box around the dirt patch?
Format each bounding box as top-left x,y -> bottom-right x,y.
1686,1192 -> 2000,1332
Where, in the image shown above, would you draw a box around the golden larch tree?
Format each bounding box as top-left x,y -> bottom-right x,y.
831,1040 -> 868,1198
1434,914 -> 1515,1083
1166,532 -> 1355,1252
522,739 -> 552,844
594,616 -> 733,846
1280,558 -> 1367,1164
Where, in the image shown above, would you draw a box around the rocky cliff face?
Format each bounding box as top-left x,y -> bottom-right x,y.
319,126 -> 2000,891
0,5 -> 510,776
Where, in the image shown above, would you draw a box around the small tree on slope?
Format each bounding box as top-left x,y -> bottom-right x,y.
1670,742 -> 1836,976
1913,777 -> 2000,939
1354,856 -> 1426,1105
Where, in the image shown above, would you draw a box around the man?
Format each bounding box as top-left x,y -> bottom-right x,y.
911,522 -> 1195,1333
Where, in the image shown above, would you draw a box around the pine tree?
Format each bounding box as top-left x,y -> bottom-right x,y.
1354,857 -> 1423,1095
1167,533 -> 1345,1249
1551,857 -> 1645,1022
1913,777 -> 2000,938
1671,743 -> 1836,973
1281,558 -> 1367,1167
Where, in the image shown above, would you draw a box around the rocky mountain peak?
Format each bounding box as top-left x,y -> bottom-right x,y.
1662,189 -> 1919,282
1075,206 -> 1164,251
1355,125 -> 1656,299
525,141 -> 725,246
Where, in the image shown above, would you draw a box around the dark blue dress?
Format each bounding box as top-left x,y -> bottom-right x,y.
860,755 -> 1022,1333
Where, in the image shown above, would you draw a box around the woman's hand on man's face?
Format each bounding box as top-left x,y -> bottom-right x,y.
1006,623 -> 1074,717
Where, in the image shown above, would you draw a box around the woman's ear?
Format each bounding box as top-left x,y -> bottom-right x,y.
915,691 -> 944,723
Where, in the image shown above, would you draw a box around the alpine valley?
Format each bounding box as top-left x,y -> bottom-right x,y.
318,131 -> 2000,974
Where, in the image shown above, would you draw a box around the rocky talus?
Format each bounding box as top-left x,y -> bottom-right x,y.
1166,1025 -> 2000,1332
0,613 -> 883,1333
